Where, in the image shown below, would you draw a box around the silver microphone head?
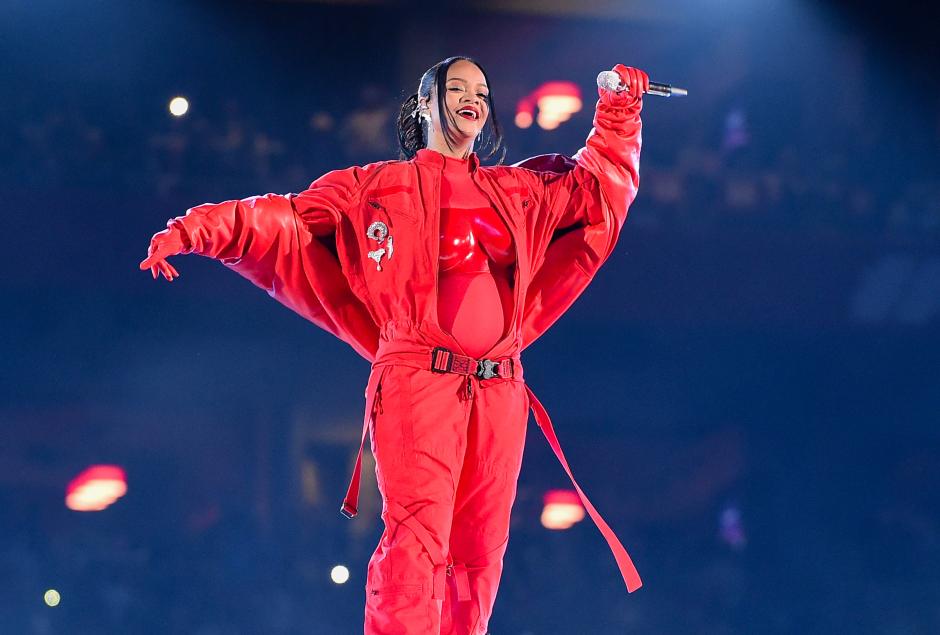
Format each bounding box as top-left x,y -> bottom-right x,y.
596,70 -> 623,91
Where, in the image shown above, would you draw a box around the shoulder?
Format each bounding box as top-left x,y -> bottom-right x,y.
308,159 -> 401,190
478,163 -> 536,187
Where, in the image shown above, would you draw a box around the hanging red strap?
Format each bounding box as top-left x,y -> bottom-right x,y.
524,385 -> 643,593
341,367 -> 388,519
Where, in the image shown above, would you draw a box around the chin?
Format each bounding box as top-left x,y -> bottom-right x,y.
455,125 -> 478,140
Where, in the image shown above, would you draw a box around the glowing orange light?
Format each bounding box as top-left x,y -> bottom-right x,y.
536,112 -> 561,131
66,465 -> 127,512
517,81 -> 582,131
540,489 -> 585,530
515,96 -> 534,129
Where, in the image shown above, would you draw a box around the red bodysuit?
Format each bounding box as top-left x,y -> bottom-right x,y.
437,155 -> 514,358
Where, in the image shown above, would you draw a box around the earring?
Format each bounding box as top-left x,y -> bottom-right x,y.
412,107 -> 431,125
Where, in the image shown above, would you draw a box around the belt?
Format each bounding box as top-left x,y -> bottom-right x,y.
340,346 -> 643,594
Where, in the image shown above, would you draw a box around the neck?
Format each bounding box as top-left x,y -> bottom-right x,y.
425,138 -> 474,160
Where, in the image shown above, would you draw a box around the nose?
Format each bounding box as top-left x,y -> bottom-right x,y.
461,96 -> 482,113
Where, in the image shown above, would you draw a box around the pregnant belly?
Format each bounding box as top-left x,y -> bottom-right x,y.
438,269 -> 512,359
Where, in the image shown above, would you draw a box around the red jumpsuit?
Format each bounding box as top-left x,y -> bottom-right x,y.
153,69 -> 644,634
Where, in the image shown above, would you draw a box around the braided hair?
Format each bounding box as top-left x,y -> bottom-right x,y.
396,56 -> 505,163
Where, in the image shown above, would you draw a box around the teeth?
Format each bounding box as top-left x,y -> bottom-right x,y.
457,109 -> 477,119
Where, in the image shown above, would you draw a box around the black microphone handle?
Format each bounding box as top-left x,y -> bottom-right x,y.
596,70 -> 688,97
648,82 -> 688,97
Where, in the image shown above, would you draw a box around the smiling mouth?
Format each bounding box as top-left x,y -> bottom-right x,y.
456,108 -> 479,121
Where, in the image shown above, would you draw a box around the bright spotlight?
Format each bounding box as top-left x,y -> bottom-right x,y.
44,589 -> 61,607
66,465 -> 127,512
168,96 -> 189,117
330,565 -> 350,584
536,112 -> 561,131
514,111 -> 533,129
540,489 -> 585,530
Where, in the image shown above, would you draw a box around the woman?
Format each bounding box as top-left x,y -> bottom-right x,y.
141,56 -> 648,634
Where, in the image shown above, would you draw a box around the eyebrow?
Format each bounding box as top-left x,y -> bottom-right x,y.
446,77 -> 489,90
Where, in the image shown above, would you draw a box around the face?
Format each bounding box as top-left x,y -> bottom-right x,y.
423,59 -> 490,142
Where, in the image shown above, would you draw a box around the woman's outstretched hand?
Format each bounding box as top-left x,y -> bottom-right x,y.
599,64 -> 650,107
139,226 -> 185,281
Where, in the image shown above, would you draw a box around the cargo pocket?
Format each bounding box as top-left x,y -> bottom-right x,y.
367,365 -> 392,459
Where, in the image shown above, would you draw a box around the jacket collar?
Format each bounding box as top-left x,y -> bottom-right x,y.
414,148 -> 479,172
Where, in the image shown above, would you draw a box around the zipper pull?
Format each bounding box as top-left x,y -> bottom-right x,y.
466,376 -> 473,400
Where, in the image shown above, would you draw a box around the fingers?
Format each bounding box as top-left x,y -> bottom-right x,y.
628,67 -> 643,99
157,260 -> 178,282
142,256 -> 179,281
606,64 -> 647,105
612,63 -> 629,89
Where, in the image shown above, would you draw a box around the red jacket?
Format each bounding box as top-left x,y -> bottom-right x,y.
167,92 -> 644,592
167,96 -> 640,363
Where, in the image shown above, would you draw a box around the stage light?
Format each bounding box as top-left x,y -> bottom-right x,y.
65,465 -> 127,512
515,97 -> 534,129
169,96 -> 189,117
330,565 -> 350,584
540,489 -> 585,530
517,81 -> 582,131
44,589 -> 60,607
536,113 -> 561,131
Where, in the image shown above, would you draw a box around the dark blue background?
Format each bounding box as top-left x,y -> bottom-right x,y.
2,1 -> 938,632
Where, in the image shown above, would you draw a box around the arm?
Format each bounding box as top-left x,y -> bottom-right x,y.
525,64 -> 646,265
139,165 -> 383,359
517,64 -> 647,347
140,166 -> 366,281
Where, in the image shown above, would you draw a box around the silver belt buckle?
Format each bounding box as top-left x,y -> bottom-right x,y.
476,359 -> 499,380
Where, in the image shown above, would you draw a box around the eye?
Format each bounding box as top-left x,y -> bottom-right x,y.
477,93 -> 489,99
448,86 -> 462,92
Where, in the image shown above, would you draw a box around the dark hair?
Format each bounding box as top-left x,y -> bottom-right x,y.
397,56 -> 505,163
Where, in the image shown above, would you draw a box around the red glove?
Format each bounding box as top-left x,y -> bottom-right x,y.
139,226 -> 185,281
598,64 -> 649,108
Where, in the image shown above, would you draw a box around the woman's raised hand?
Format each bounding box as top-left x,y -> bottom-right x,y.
599,64 -> 650,107
139,226 -> 185,281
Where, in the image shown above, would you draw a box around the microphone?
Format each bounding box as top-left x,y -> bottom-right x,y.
596,70 -> 688,97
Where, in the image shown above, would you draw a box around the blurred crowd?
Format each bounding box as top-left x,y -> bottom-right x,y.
3,416 -> 938,634
4,34 -> 939,633
4,84 -> 938,244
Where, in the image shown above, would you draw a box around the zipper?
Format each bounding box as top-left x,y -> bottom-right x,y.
465,376 -> 473,401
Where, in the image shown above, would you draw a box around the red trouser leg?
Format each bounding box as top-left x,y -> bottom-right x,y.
365,364 -> 469,634
441,377 -> 529,635
363,365 -> 528,635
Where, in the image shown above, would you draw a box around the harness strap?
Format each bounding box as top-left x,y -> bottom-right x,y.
340,349 -> 643,595
387,502 -> 471,602
524,385 -> 643,592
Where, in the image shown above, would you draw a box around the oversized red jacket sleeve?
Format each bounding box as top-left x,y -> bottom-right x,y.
514,90 -> 643,348
165,166 -> 381,360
